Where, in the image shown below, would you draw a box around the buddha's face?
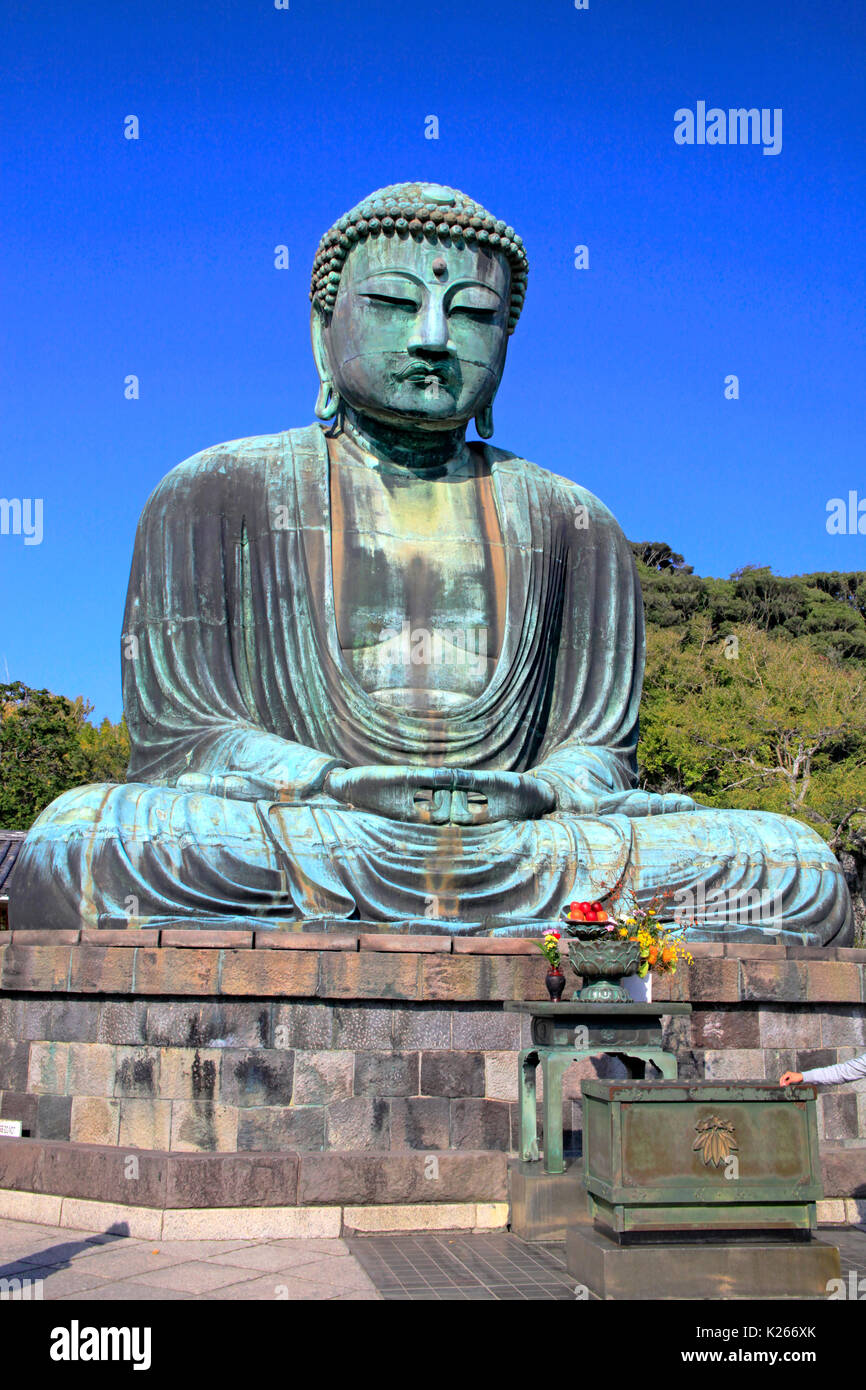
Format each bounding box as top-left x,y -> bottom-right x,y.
315,234 -> 511,430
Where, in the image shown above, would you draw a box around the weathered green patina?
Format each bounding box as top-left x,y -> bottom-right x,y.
9,182 -> 854,940
504,1000 -> 691,1174
581,1080 -> 824,1239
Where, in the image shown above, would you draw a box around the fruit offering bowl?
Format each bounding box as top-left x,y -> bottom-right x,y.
561,899 -> 612,939
561,899 -> 641,1003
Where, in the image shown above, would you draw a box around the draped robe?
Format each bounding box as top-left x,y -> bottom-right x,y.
10,425 -> 853,943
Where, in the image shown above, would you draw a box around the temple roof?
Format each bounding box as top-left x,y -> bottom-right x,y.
0,831 -> 25,896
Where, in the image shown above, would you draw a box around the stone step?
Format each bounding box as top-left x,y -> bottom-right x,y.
0,1136 -> 506,1209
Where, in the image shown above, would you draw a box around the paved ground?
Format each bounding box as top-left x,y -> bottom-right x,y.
0,1217 -> 380,1300
1,1217 -> 864,1300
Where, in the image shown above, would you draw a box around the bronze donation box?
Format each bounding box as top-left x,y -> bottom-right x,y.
581,1080 -> 824,1240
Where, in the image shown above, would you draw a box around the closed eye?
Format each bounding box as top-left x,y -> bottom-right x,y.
449,305 -> 498,320
362,293 -> 420,312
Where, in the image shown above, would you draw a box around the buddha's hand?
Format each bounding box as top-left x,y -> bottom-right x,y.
440,770 -> 556,824
593,790 -> 700,817
324,766 -> 454,822
175,762 -> 344,802
324,766 -> 556,825
176,770 -> 286,800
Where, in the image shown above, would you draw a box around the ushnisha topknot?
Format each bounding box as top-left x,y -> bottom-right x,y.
310,181 -> 529,334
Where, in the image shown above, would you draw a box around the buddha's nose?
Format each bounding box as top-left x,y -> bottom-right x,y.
408,299 -> 455,357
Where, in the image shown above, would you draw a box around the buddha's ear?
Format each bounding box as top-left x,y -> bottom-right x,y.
310,308 -> 340,421
475,388 -> 497,440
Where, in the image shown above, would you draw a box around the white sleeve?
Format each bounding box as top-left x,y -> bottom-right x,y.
801,1053 -> 866,1085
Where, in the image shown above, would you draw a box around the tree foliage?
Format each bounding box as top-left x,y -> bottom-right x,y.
0,682 -> 128,831
634,548 -> 866,662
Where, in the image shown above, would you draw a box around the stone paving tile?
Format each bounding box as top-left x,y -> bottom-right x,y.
129,1239 -> 263,1260
198,1273 -> 363,1301
0,1232 -> 65,1255
18,1265 -> 117,1296
67,1248 -> 202,1280
14,1238 -> 132,1268
121,1260 -> 264,1294
56,1283 -> 194,1302
265,1238 -> 352,1256
205,1244 -> 338,1274
0,1220 -> 70,1240
0,1257 -> 47,1278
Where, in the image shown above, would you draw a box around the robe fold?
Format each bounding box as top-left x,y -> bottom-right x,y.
10,425 -> 853,943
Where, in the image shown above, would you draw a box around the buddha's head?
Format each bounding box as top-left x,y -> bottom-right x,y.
309,183 -> 528,439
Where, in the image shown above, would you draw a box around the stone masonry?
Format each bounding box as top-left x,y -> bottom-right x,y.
0,929 -> 864,1221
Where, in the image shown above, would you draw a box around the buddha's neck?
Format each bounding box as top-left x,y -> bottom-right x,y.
337,407 -> 470,475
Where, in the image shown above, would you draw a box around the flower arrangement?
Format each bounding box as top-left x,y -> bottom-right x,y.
564,888 -> 694,978
611,896 -> 694,978
536,928 -> 562,970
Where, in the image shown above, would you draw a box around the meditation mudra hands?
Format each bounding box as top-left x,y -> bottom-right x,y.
175,764 -> 699,824
324,766 -> 555,824
324,769 -> 699,824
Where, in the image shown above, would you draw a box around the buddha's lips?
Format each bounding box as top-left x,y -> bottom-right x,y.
397,364 -> 455,387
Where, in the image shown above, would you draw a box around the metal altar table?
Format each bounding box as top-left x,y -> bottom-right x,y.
504,1001 -> 693,1175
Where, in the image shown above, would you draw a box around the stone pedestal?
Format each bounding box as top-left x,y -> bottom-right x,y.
567,1222 -> 841,1300
0,930 -> 865,1230
569,1078 -> 841,1299
508,1158 -> 588,1241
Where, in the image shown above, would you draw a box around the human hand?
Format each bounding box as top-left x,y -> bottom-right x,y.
779,1072 -> 804,1087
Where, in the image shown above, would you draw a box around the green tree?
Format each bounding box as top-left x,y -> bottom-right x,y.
0,682 -> 128,830
638,621 -> 866,937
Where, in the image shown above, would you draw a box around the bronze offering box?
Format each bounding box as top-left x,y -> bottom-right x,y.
581,1080 -> 823,1240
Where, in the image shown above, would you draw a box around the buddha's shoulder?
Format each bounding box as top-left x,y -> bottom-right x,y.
487,446 -> 622,527
143,426 -> 320,508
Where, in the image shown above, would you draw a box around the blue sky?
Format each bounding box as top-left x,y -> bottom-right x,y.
2,0 -> 864,722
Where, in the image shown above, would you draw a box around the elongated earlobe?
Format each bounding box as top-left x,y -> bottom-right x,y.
315,379 -> 340,421
474,402 -> 494,439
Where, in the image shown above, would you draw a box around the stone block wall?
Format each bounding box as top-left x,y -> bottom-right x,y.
0,928 -> 864,1217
